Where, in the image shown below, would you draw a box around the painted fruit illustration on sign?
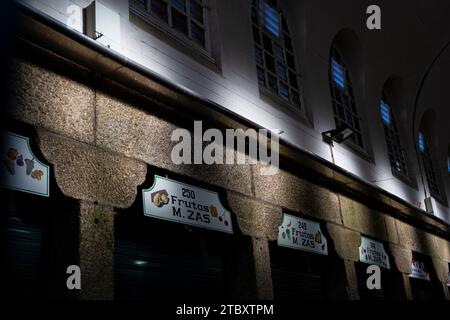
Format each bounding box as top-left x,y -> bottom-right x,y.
7,148 -> 18,161
209,205 -> 218,217
31,170 -> 44,181
315,231 -> 322,244
16,155 -> 24,167
3,159 -> 15,175
213,209 -> 229,226
2,146 -> 45,182
280,220 -> 292,240
151,189 -> 169,207
25,158 -> 35,175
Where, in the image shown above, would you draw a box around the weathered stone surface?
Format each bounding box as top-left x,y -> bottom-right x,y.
38,130 -> 146,208
8,59 -> 95,144
79,201 -> 114,300
96,92 -> 254,196
252,237 -> 273,300
326,223 -> 361,262
396,220 -> 436,256
384,216 -> 399,244
343,260 -> 360,300
401,273 -> 414,300
443,283 -> 450,300
431,257 -> 449,283
253,166 -> 341,223
389,244 -> 413,274
340,195 -> 388,241
227,191 -> 282,239
96,91 -> 186,174
192,146 -> 253,197
434,236 -> 450,261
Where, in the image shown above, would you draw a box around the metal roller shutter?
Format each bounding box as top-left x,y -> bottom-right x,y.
115,214 -> 230,300
115,239 -> 227,300
1,192 -> 44,299
410,277 -> 444,300
269,243 -> 326,300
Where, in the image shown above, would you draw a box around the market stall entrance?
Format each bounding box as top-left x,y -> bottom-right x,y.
0,127 -> 78,300
114,174 -> 240,300
269,213 -> 334,300
1,189 -> 45,298
409,252 -> 445,300
355,236 -> 404,299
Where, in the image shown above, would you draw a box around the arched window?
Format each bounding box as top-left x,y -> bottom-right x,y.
380,90 -> 408,177
251,0 -> 302,109
131,0 -> 209,50
418,131 -> 441,199
329,46 -> 364,149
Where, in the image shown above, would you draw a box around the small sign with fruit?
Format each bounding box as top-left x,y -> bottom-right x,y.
143,175 -> 233,234
359,236 -> 391,270
0,132 -> 49,197
277,213 -> 328,255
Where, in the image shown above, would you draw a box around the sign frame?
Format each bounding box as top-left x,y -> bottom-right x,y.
0,131 -> 50,197
409,260 -> 431,281
359,236 -> 391,270
142,175 -> 233,234
277,213 -> 329,256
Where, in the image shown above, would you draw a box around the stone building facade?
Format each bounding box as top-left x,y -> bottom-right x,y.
1,1 -> 450,300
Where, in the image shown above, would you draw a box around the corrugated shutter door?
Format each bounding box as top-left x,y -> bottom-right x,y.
270,243 -> 326,300
1,217 -> 43,299
410,278 -> 442,300
115,239 -> 226,300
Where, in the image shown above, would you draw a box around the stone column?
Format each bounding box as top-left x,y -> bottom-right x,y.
441,283 -> 450,300
252,237 -> 274,300
401,274 -> 413,300
38,130 -> 147,300
79,201 -> 115,299
432,257 -> 450,300
227,191 -> 283,300
389,244 -> 413,300
343,260 -> 360,300
327,223 -> 361,300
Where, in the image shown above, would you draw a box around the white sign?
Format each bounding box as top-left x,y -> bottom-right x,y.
359,236 -> 390,269
0,132 -> 49,197
143,176 -> 233,234
277,213 -> 328,255
409,260 -> 431,281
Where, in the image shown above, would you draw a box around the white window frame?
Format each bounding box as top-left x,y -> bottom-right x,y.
329,46 -> 367,154
130,0 -> 213,61
251,0 -> 304,114
380,92 -> 410,181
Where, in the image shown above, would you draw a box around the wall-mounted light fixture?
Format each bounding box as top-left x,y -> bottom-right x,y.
322,125 -> 355,146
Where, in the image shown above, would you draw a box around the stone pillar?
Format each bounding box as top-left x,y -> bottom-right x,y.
343,260 -> 360,300
38,130 -> 147,300
252,237 -> 274,300
79,201 -> 114,299
326,223 -> 361,300
432,257 -> 450,300
441,283 -> 450,300
401,273 -> 413,300
226,192 -> 282,300
389,244 -> 413,300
